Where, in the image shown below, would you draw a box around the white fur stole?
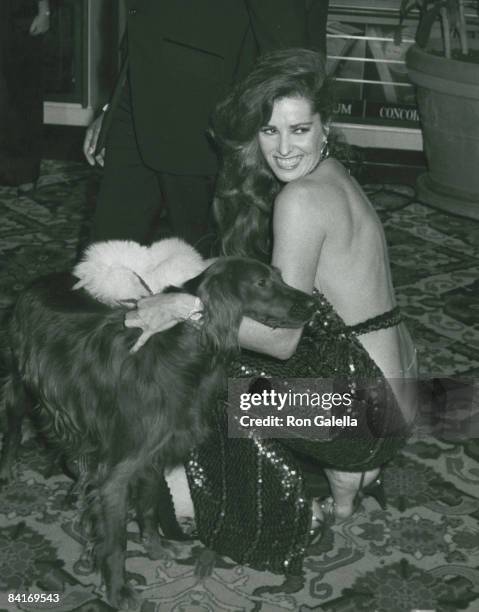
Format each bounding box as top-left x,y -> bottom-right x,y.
73,238 -> 208,306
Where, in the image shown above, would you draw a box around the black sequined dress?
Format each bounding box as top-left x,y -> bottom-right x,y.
185,289 -> 411,575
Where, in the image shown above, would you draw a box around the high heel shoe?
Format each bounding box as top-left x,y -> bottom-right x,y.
361,476 -> 387,510
310,472 -> 386,533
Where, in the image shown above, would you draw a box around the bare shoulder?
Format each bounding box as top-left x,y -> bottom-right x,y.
275,159 -> 351,219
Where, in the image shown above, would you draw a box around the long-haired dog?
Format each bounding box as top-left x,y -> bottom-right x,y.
0,246 -> 316,609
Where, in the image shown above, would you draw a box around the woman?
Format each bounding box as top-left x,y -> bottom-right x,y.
126,48 -> 417,574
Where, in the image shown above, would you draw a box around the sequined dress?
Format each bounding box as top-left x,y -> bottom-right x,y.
185,289 -> 411,575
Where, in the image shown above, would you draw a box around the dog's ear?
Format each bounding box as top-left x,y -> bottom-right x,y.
197,273 -> 242,362
181,270 -> 207,296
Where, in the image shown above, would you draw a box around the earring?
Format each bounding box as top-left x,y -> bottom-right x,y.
320,137 -> 330,161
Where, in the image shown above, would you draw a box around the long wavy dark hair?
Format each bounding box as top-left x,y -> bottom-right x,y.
212,48 -> 335,261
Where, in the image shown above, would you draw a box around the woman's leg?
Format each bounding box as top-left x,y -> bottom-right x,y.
312,467 -> 381,521
167,463 -> 381,530
164,465 -> 195,521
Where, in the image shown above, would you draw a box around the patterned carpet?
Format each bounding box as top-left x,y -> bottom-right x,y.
1,160 -> 479,612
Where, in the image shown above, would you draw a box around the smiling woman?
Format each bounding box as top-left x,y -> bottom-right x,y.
212,49 -> 336,261
194,47 -> 417,565
258,97 -> 328,181
128,48 -> 418,577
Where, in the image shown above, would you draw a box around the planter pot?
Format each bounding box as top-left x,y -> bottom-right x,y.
406,42 -> 479,219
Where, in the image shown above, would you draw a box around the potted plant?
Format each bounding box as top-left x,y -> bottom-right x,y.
398,0 -> 479,219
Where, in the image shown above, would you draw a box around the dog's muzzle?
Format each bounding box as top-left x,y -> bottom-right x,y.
289,297 -> 317,322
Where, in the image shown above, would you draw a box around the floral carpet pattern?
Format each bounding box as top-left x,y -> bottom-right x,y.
0,160 -> 479,612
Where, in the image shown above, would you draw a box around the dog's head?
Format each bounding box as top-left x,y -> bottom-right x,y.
181,257 -> 317,360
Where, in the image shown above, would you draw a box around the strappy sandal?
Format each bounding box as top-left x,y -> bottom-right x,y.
310,473 -> 386,534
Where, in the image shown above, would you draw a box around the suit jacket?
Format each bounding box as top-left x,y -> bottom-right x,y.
306,0 -> 330,55
108,0 -> 309,175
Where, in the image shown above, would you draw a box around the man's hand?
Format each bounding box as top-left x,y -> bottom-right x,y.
125,293 -> 203,353
83,113 -> 106,167
30,13 -> 50,36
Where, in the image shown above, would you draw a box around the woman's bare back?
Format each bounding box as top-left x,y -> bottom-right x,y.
302,159 -> 417,418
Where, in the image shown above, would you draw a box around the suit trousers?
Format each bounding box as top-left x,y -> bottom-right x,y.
0,9 -> 44,186
89,84 -> 217,257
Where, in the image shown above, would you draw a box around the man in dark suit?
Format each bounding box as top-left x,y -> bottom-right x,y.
85,1 -> 326,255
0,0 -> 50,190
307,0 -> 330,56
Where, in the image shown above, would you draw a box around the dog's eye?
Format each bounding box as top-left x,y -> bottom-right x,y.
256,278 -> 268,288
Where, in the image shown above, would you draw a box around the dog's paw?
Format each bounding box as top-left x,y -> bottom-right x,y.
142,532 -> 183,560
142,532 -> 165,560
109,583 -> 140,611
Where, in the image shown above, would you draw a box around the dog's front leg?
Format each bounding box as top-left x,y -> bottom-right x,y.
135,465 -> 189,560
0,374 -> 31,483
135,465 -> 164,559
96,462 -> 141,610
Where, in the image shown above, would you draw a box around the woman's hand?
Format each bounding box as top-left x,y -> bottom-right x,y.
83,113 -> 106,167
125,293 -> 203,353
30,13 -> 50,36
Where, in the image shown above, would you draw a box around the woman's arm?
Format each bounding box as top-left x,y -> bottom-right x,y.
125,293 -> 202,353
238,181 -> 326,359
125,185 -> 326,359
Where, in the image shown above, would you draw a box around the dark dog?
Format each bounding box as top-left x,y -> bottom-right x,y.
0,256 -> 315,609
